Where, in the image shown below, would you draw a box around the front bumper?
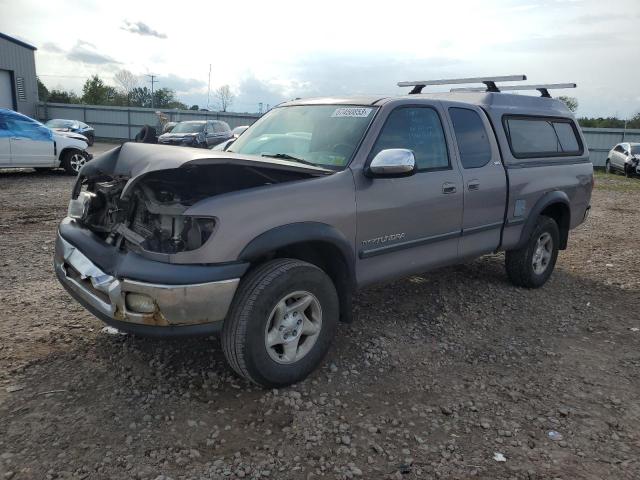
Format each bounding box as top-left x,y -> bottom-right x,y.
54,229 -> 242,337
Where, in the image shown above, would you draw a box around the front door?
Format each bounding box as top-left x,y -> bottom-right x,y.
447,105 -> 507,258
612,144 -> 627,171
0,112 -> 11,166
354,104 -> 464,286
6,115 -> 55,166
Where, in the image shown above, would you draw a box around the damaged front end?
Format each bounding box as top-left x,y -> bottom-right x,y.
68,173 -> 217,257
56,142 -> 331,333
67,143 -> 330,259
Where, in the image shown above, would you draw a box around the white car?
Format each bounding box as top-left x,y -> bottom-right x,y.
0,108 -> 91,175
606,142 -> 640,177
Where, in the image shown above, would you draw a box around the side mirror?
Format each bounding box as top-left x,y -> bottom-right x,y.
367,149 -> 416,177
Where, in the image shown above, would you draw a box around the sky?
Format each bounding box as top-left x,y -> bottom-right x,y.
0,0 -> 638,117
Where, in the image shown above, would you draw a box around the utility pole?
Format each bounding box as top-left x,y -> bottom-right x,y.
207,64 -> 211,110
146,74 -> 157,108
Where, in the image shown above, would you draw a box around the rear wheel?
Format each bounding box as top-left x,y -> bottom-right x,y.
505,216 -> 560,288
222,259 -> 339,388
61,150 -> 88,175
605,160 -> 612,174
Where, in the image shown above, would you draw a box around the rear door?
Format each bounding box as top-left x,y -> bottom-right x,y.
447,105 -> 507,258
5,113 -> 55,166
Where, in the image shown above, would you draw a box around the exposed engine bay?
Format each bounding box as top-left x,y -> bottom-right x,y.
70,162 -> 325,255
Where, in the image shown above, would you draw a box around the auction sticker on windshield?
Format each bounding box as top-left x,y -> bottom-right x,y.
331,107 -> 372,118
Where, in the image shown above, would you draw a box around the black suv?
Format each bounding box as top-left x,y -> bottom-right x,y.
157,120 -> 232,148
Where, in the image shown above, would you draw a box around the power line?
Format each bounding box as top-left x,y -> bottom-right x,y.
207,64 -> 211,110
146,74 -> 158,108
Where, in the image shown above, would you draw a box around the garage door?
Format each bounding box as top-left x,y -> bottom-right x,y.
0,70 -> 14,110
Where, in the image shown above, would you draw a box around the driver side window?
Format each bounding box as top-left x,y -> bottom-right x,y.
370,107 -> 449,171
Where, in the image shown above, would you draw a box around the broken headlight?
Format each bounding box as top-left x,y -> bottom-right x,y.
128,211 -> 216,254
67,191 -> 96,220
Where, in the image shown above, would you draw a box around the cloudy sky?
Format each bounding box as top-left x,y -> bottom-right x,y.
1,0 -> 638,116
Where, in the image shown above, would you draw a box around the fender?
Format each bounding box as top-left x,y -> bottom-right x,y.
514,191 -> 571,250
238,222 -> 356,289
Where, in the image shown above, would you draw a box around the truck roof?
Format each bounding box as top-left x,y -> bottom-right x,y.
280,91 -> 573,117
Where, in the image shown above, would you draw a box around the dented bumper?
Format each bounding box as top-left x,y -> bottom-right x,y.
54,225 -> 245,337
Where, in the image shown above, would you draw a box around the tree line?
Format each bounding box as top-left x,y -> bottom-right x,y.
38,70 -> 235,112
557,96 -> 640,129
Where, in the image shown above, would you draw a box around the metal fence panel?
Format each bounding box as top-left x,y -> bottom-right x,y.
38,103 -> 639,165
38,102 -> 260,140
582,128 -> 640,167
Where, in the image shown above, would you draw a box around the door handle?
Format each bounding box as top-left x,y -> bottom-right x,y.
442,182 -> 457,194
467,180 -> 480,191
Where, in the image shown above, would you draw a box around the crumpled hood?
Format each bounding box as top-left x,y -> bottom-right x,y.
76,142 -> 332,197
55,130 -> 88,142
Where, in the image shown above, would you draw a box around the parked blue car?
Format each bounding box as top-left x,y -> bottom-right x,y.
45,119 -> 95,146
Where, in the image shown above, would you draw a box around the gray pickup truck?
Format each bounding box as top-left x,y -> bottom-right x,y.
55,76 -> 593,387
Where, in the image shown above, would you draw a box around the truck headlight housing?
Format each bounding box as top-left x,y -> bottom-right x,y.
67,191 -> 96,220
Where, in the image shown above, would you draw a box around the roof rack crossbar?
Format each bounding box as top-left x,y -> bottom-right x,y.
398,75 -> 526,94
450,83 -> 577,98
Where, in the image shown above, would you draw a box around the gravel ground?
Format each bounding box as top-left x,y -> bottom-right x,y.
0,159 -> 639,479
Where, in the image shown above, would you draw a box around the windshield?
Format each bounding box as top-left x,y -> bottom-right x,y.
631,145 -> 640,155
228,105 -> 377,169
46,119 -> 75,128
171,122 -> 205,133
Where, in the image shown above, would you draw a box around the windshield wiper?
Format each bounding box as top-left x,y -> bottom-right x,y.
261,153 -> 318,167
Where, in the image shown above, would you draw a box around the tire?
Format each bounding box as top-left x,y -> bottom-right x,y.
605,160 -> 612,174
136,125 -> 157,144
222,258 -> 339,388
61,150 -> 88,175
86,133 -> 95,146
624,165 -> 633,178
505,215 -> 560,288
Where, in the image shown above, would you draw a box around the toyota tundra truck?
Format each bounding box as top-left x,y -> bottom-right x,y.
54,76 -> 593,387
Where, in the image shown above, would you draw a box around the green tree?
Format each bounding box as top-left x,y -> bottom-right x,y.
37,77 -> 49,101
578,117 -> 626,128
558,96 -> 578,113
189,104 -> 199,110
48,89 -> 80,104
81,75 -> 112,105
628,112 -> 640,129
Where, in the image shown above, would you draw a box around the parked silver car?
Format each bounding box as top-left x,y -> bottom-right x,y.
606,142 -> 640,177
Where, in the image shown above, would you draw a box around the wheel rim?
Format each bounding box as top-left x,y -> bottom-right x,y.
70,153 -> 86,173
606,162 -> 610,173
532,232 -> 553,275
264,290 -> 322,365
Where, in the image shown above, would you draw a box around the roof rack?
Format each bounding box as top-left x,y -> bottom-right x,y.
450,83 -> 577,98
398,75 -> 527,94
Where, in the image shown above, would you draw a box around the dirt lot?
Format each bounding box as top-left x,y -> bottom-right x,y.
0,157 -> 639,479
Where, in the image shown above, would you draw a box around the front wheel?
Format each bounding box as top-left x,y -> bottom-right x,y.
222,259 -> 339,388
625,164 -> 634,178
61,150 -> 88,175
605,160 -> 612,174
505,216 -> 560,288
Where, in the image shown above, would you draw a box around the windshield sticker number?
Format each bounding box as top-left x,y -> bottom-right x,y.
331,107 -> 372,118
